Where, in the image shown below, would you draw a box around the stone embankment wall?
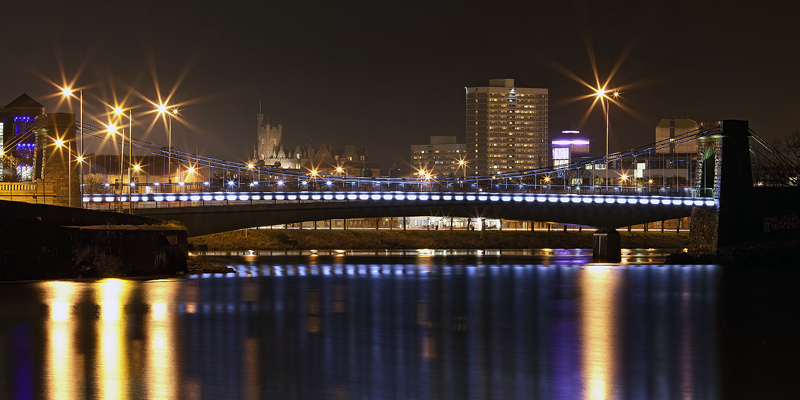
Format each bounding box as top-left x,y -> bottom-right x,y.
0,200 -> 187,280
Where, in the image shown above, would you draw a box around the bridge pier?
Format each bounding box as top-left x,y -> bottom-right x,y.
592,228 -> 621,263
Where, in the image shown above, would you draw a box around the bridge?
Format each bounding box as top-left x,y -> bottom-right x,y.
4,116 -> 798,261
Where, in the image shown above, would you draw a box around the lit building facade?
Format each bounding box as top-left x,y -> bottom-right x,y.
655,117 -> 699,154
0,94 -> 45,181
466,79 -> 548,175
410,136 -> 466,177
551,128 -> 591,167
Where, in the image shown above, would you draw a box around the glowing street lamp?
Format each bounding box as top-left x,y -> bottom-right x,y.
157,104 -> 178,185
595,87 -> 620,188
54,138 -> 73,207
61,87 -> 84,206
113,107 -> 134,211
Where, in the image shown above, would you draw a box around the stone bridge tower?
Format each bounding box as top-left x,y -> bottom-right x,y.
690,120 -> 753,255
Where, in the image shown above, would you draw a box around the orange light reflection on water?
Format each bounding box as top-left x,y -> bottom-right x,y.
579,266 -> 619,400
97,279 -> 131,400
144,281 -> 181,400
43,282 -> 84,399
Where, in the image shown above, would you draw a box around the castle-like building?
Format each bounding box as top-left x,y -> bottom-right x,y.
255,109 -> 308,169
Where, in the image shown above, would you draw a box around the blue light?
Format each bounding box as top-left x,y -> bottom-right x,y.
326,181 -> 332,186
302,181 -> 307,185
277,180 -> 284,186
228,181 -> 235,186
155,182 -> 160,186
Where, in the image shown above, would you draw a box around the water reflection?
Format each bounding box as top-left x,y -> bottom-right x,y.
0,255 -> 731,399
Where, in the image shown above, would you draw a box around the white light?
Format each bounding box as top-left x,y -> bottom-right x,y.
582,197 -> 593,203
203,195 -> 213,201
478,195 -> 488,201
359,194 -> 370,200
383,194 -> 393,200
323,194 -> 333,200
190,195 -> 201,201
166,195 -> 176,202
705,200 -> 716,206
618,198 -> 628,204
226,195 -> 236,201
639,198 -> 650,204
239,195 -> 250,201
214,195 -> 225,201
466,195 -> 476,201
594,197 -> 605,203
431,195 -> 440,201
335,194 -> 345,200
455,195 -> 464,201
311,195 -> 321,200
300,194 -> 309,200
347,194 -> 357,200
419,195 -> 429,201
548,197 -> 558,202
395,194 -> 406,200
407,194 -> 418,201
371,194 -> 381,200
277,181 -> 284,186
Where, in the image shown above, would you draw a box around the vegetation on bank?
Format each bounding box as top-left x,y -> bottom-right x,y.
189,229 -> 690,251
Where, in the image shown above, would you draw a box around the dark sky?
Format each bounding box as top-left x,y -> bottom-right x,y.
2,0 -> 798,171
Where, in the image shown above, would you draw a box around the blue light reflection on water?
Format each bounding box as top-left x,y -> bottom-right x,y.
0,252 -> 728,399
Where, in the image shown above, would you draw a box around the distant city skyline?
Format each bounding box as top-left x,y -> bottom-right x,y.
1,1 -> 797,171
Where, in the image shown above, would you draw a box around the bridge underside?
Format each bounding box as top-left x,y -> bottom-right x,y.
135,200 -> 707,237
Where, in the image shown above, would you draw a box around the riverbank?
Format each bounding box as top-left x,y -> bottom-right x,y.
189,229 -> 690,251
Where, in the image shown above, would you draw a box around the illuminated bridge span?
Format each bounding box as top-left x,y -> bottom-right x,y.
98,191 -> 714,238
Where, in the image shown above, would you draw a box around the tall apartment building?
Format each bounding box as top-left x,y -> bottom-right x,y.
466,79 -> 548,176
410,136 -> 466,177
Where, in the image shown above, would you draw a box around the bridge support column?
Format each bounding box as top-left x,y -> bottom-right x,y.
592,228 -> 621,263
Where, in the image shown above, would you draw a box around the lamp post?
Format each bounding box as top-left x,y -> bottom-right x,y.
114,107 -> 134,212
54,139 -> 72,207
157,104 -> 178,189
595,88 -> 619,189
61,88 -> 83,207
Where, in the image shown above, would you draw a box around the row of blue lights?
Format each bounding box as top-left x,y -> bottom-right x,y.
84,191 -> 716,207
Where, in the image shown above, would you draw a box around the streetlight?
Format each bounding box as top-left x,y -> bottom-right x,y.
458,159 -> 467,179
113,107 -> 134,212
61,88 -> 83,207
594,87 -> 620,188
54,138 -> 73,207
157,104 -> 178,187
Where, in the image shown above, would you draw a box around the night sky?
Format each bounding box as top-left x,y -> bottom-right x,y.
2,0 -> 798,172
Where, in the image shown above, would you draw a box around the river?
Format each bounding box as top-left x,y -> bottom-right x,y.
0,249 -> 797,399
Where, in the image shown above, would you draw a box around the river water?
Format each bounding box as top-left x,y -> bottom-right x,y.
0,249 -> 797,399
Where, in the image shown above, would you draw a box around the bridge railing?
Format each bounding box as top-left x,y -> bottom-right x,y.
75,122 -> 722,199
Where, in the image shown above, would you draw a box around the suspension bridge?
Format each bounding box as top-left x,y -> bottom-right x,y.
3,116 -> 798,261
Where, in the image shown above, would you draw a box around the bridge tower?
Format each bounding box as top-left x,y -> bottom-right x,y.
689,120 -> 752,255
